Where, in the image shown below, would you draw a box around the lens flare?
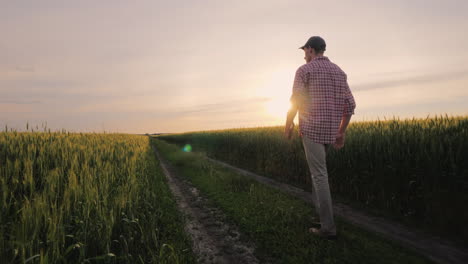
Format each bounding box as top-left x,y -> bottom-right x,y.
183,144 -> 192,152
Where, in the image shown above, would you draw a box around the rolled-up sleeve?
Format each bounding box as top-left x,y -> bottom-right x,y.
290,67 -> 307,109
343,78 -> 356,115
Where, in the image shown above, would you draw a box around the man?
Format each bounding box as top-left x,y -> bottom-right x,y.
284,36 -> 356,240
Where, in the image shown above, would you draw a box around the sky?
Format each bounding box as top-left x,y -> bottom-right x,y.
1,0 -> 468,133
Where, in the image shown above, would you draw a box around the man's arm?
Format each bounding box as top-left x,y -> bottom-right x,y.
285,103 -> 298,138
334,76 -> 356,148
285,67 -> 306,139
338,114 -> 352,134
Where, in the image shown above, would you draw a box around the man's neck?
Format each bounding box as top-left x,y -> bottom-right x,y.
307,54 -> 325,63
312,54 -> 324,60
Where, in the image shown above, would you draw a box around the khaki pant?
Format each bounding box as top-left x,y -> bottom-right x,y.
302,136 -> 336,235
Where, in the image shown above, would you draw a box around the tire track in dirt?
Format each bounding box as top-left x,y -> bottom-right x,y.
152,145 -> 259,264
206,157 -> 468,264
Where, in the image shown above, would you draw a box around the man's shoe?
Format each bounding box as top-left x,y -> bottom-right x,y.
308,227 -> 338,240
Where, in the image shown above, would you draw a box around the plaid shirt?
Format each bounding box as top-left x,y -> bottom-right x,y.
290,56 -> 356,144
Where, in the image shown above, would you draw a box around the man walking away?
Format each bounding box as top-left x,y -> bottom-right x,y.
284,36 -> 356,240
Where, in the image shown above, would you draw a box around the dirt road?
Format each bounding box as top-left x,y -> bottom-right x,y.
152,145 -> 260,264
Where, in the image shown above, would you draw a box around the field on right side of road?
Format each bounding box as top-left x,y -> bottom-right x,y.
158,115 -> 468,243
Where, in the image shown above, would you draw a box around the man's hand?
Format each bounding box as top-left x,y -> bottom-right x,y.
334,114 -> 352,149
284,122 -> 295,140
284,101 -> 298,140
333,132 -> 345,149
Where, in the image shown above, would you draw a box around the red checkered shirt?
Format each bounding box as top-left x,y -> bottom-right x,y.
290,56 -> 356,144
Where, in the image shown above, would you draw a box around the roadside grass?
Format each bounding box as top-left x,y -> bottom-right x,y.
152,138 -> 432,264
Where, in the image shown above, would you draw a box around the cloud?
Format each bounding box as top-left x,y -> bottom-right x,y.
0,100 -> 41,105
0,66 -> 36,80
352,70 -> 468,91
14,66 -> 35,73
173,97 -> 270,116
353,73 -> 468,112
0,78 -> 85,91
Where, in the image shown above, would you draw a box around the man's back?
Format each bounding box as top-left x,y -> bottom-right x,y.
291,56 -> 355,144
285,36 -> 356,239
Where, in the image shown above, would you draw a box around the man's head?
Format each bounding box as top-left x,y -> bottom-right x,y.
299,36 -> 326,63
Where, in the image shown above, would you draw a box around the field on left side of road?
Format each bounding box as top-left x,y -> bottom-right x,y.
0,131 -> 195,264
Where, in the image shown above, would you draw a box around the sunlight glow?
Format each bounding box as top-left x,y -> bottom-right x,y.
265,98 -> 291,119
257,68 -> 295,121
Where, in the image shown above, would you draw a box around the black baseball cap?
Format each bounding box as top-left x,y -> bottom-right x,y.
299,36 -> 326,51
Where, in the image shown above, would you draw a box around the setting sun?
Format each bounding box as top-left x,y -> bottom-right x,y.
264,97 -> 291,119
256,68 -> 295,122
